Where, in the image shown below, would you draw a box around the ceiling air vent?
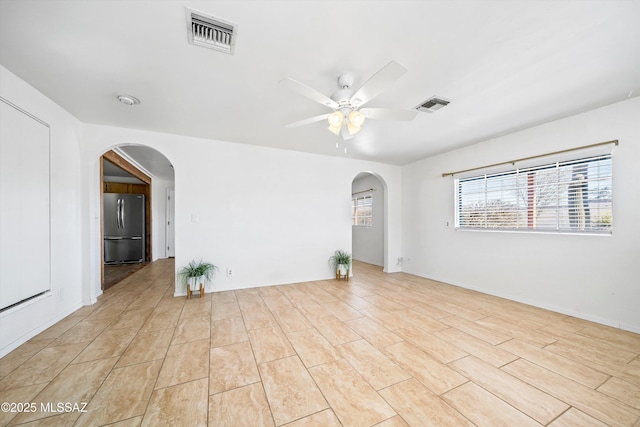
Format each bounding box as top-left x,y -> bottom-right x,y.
186,7 -> 237,55
415,96 -> 451,113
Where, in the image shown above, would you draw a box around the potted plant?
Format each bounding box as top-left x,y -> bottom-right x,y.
329,250 -> 352,280
178,259 -> 218,298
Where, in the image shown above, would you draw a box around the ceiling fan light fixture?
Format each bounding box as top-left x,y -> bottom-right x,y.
348,110 -> 365,127
283,61 -> 411,139
328,111 -> 344,134
328,124 -> 342,135
328,111 -> 344,127
346,121 -> 362,135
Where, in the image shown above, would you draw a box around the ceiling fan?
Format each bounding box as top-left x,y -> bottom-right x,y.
281,60 -> 418,139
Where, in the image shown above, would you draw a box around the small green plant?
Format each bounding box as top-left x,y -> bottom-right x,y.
178,259 -> 218,290
329,250 -> 352,271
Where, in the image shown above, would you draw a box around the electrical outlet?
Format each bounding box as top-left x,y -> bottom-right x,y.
227,269 -> 233,277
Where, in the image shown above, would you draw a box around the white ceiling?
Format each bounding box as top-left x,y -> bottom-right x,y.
1,0 -> 639,168
102,158 -> 141,182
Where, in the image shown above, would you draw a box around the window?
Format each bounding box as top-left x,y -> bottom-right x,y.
352,194 -> 372,226
455,154 -> 612,233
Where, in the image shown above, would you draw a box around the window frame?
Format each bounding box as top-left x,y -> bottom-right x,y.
454,153 -> 613,235
352,194 -> 373,227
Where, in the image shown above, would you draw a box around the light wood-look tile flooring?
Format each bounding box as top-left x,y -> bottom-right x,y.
1,259 -> 639,426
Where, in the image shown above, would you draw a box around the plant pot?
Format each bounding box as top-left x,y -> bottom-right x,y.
186,277 -> 204,299
187,276 -> 202,291
337,264 -> 349,280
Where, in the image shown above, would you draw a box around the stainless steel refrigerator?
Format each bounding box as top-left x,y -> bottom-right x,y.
103,193 -> 145,264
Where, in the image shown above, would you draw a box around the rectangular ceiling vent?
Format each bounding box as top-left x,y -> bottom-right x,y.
186,7 -> 237,55
415,96 -> 451,113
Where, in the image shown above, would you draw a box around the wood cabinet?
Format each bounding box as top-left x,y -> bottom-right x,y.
104,182 -> 147,194
130,184 -> 146,194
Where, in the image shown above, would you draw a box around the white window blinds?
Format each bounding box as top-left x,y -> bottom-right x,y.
455,154 -> 612,233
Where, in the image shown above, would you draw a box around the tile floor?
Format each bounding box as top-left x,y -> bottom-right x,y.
103,263 -> 148,291
1,259 -> 639,426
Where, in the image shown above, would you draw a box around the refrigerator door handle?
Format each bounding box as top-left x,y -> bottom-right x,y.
121,199 -> 125,229
131,236 -> 142,240
116,199 -> 122,229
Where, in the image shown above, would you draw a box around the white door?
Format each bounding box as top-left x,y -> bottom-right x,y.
166,189 -> 175,257
0,99 -> 51,309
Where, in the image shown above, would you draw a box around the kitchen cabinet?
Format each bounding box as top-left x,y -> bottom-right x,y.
104,182 -> 147,194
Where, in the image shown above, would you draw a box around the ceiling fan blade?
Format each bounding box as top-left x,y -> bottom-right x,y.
360,107 -> 418,121
349,60 -> 408,108
280,77 -> 339,109
284,113 -> 330,128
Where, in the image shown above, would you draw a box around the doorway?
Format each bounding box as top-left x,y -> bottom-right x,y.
351,172 -> 386,269
101,151 -> 151,290
99,145 -> 174,290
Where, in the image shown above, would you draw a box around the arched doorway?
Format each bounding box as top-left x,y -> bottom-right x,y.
99,144 -> 175,290
351,172 -> 387,270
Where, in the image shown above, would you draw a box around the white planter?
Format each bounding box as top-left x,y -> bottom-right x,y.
188,277 -> 203,292
338,264 -> 349,277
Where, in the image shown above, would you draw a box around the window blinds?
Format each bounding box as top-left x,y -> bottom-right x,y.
456,154 -> 612,233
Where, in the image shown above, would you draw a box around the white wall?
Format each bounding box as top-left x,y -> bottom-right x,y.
401,97 -> 640,332
0,66 -> 84,357
352,174 -> 385,267
81,124 -> 404,298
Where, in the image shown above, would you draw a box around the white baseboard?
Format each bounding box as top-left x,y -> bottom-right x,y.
0,301 -> 84,358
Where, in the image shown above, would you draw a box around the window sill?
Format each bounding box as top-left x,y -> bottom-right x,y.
454,227 -> 612,236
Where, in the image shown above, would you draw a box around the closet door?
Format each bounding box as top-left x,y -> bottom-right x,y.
0,98 -> 50,310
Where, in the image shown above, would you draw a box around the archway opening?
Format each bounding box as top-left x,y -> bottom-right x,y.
351,172 -> 387,272
98,144 -> 175,290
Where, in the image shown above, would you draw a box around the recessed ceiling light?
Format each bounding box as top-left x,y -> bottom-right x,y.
117,94 -> 140,105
